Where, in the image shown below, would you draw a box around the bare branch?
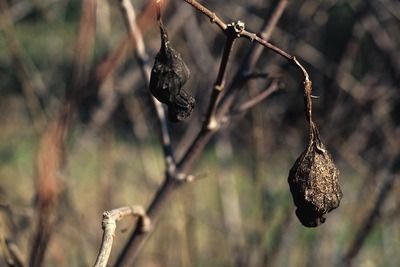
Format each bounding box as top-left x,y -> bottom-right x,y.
182,0 -> 227,30
218,0 -> 288,116
233,80 -> 280,115
180,1 -> 310,82
244,0 -> 288,71
93,206 -> 150,267
204,24 -> 239,130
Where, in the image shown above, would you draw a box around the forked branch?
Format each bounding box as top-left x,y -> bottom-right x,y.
93,206 -> 150,267
184,0 -> 310,84
113,0 -> 312,265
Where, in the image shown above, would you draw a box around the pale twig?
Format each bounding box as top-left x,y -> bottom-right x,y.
234,80 -> 280,115
93,206 -> 150,267
119,0 -> 176,174
1,232 -> 25,267
94,0 -> 158,83
6,240 -> 26,267
245,0 -> 288,71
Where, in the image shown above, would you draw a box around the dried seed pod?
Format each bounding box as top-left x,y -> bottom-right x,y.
288,123 -> 342,227
149,21 -> 195,121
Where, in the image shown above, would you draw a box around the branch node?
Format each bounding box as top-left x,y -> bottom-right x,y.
171,172 -> 192,183
214,84 -> 223,92
101,211 -> 116,229
226,20 -> 245,37
207,116 -> 219,131
95,205 -> 150,267
166,156 -> 177,176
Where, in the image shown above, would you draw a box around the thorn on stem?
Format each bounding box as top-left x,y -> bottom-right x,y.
210,12 -> 216,22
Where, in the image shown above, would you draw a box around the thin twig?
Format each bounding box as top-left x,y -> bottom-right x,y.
219,0 -> 288,116
242,72 -> 270,80
234,80 -> 280,115
0,0 -> 46,130
204,27 -> 238,130
113,3 -> 187,264
6,240 -> 26,267
119,0 -> 176,174
1,232 -> 25,267
178,0 -> 305,171
182,0 -> 227,30
95,0 -> 160,82
181,0 -> 309,83
93,206 -> 150,267
176,21 -> 243,172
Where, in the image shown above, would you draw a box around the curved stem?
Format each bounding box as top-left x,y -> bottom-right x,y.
94,206 -> 150,267
182,0 -> 227,30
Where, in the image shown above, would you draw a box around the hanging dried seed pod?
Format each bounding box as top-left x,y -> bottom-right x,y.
149,19 -> 195,122
288,80 -> 342,227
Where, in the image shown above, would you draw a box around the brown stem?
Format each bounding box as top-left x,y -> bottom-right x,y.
204,33 -> 237,129
119,0 -> 176,173
182,0 -> 227,30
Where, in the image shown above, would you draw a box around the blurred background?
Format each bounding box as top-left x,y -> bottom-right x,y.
0,0 -> 399,266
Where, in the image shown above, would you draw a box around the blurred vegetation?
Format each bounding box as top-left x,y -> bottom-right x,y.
0,0 -> 399,266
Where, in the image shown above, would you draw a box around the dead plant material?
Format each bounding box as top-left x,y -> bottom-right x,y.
288,81 -> 342,227
149,19 -> 195,122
